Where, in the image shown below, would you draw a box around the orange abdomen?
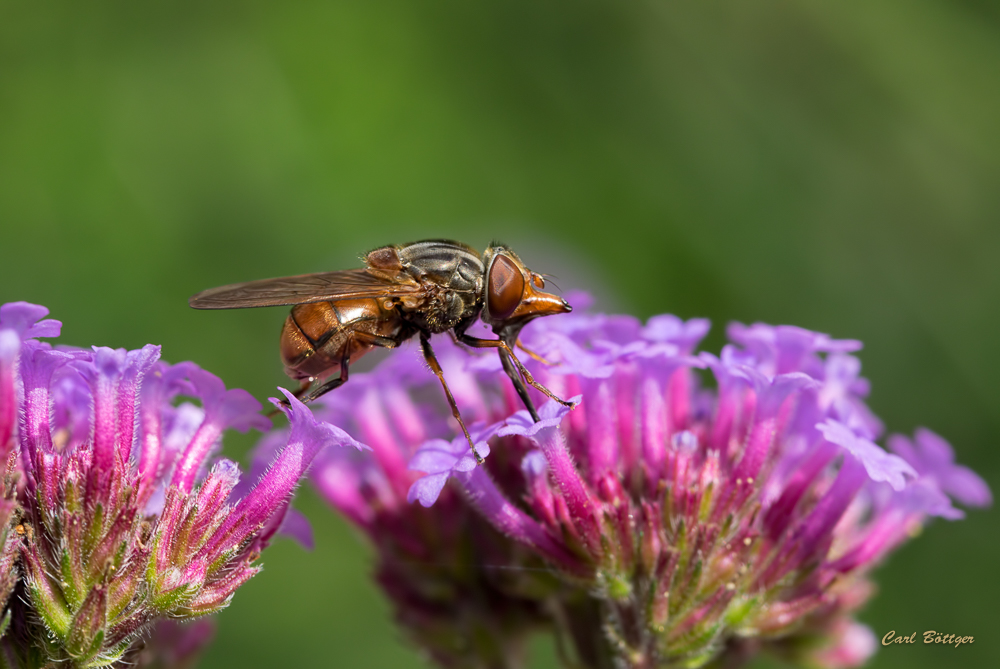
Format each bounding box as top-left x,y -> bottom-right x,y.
279,300 -> 402,381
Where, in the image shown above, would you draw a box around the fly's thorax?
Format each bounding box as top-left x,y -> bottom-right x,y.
401,285 -> 480,334
396,240 -> 484,292
386,240 -> 484,333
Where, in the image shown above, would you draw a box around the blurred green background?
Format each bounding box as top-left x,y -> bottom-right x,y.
1,1 -> 997,667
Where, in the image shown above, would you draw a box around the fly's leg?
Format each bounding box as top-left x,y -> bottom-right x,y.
420,332 -> 484,465
277,331 -> 404,407
500,349 -> 541,423
267,378 -> 315,417
455,331 -> 576,420
293,379 -> 315,400
516,338 -> 555,366
300,347 -> 352,404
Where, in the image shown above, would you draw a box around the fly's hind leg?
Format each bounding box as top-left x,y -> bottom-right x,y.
419,332 -> 485,465
293,378 -> 315,400
299,350 -> 352,404
268,378 -> 316,417
279,331 -> 404,407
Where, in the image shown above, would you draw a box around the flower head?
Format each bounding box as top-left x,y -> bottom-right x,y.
0,302 -> 336,667
295,301 -> 989,669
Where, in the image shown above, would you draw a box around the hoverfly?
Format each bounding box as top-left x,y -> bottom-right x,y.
189,240 -> 575,462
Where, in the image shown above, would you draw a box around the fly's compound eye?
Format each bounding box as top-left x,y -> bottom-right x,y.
532,273 -> 545,289
487,254 -> 525,321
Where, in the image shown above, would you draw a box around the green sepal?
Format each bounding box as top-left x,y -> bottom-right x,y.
698,482 -> 715,522
65,476 -> 81,515
83,503 -> 104,557
27,581 -> 72,639
723,594 -> 759,631
69,629 -> 105,665
61,547 -> 83,609
206,546 -> 238,576
607,572 -> 632,601
151,582 -> 199,613
83,638 -> 132,668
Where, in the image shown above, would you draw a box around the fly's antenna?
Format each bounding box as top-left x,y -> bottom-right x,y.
539,273 -> 562,292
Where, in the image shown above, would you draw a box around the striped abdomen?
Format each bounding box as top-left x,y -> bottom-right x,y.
279,299 -> 404,381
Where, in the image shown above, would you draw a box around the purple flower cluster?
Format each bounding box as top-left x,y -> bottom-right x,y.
0,302 -> 352,667
280,293 -> 989,669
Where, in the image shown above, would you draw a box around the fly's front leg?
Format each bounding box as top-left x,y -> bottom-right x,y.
516,338 -> 555,366
454,330 -> 576,420
419,332 -> 484,465
499,350 -> 541,423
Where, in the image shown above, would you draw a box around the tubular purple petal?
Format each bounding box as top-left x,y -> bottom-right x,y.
277,507 -> 315,550
313,449 -> 383,528
0,330 -> 18,454
138,361 -> 197,494
889,428 -> 992,507
407,424 -> 498,506
74,347 -> 132,506
641,314 -> 711,353
831,479 -> 963,574
791,456 -> 868,565
116,344 -> 161,465
198,389 -> 352,558
729,416 -> 776,488
171,368 -> 269,493
580,377 -> 618,483
639,373 -> 668,476
499,399 -> 600,552
763,440 -> 839,540
354,388 -> 413,487
456,466 -> 582,570
20,344 -> 77,475
0,301 -> 61,340
187,366 -> 270,433
169,420 -> 223,494
818,419 -> 916,491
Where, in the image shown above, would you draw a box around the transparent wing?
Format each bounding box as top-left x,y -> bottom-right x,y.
189,269 -> 424,309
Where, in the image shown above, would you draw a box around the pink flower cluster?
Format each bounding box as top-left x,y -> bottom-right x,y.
0,302 -> 357,667
272,293 -> 989,669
